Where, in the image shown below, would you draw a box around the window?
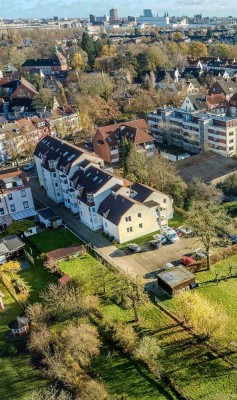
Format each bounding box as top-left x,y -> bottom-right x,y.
10,204 -> 15,212
125,216 -> 132,222
21,190 -> 26,197
55,183 -> 58,187
0,208 -> 4,215
163,198 -> 167,203
139,223 -> 143,228
127,227 -> 133,233
52,172 -> 57,177
57,193 -> 60,197
104,222 -> 107,227
138,213 -> 142,218
92,207 -> 96,212
23,201 -> 29,209
8,193 -> 13,201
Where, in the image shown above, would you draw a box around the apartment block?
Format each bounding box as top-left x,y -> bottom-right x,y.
147,107 -> 237,157
35,136 -> 173,243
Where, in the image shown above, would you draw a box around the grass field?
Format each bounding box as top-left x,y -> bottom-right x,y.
59,254 -> 237,399
27,227 -> 82,253
0,283 -> 48,400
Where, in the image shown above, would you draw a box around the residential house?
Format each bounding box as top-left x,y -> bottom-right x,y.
98,182 -> 173,243
8,316 -> 30,336
208,79 -> 237,100
0,77 -> 38,118
181,93 -> 227,113
22,52 -> 68,76
0,171 -> 36,229
92,119 -> 155,164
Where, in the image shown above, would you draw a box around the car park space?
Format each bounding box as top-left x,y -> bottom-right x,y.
126,236 -> 202,277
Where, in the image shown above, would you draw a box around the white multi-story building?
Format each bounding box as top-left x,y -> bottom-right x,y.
34,136 -> 174,243
0,171 -> 36,228
147,107 -> 237,157
34,136 -> 104,205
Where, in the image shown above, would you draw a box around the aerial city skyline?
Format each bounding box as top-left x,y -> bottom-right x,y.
0,0 -> 236,18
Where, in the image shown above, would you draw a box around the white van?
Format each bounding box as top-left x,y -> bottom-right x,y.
162,226 -> 179,244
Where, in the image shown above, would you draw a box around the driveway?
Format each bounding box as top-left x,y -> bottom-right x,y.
27,176 -> 201,281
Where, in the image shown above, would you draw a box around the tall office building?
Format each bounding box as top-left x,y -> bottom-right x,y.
109,8 -> 119,21
143,9 -> 155,17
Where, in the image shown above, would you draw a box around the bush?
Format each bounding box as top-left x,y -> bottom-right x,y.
102,319 -> 138,354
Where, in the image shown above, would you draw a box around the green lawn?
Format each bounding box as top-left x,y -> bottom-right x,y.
117,230 -> 161,250
169,211 -> 186,228
0,283 -> 48,400
18,263 -> 56,302
59,253 -> 237,399
27,228 -> 82,253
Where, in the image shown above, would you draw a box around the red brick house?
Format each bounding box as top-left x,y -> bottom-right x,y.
92,119 -> 155,164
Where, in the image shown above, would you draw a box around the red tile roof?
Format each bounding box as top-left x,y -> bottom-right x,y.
46,244 -> 85,261
96,119 -> 154,146
58,274 -> 71,285
206,94 -> 226,107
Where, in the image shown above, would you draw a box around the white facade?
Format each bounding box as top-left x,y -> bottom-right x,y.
148,107 -> 237,157
35,136 -> 174,243
137,16 -> 170,27
0,173 -> 35,225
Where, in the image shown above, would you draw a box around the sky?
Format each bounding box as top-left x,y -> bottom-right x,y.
0,0 -> 236,19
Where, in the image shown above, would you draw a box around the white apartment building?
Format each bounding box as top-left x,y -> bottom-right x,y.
98,183 -> 173,243
34,136 -> 104,205
0,171 -> 36,228
147,107 -> 237,157
34,136 -> 174,243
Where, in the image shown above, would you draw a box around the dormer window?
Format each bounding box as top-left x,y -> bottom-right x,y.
87,193 -> 94,204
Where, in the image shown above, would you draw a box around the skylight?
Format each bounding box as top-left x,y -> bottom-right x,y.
93,176 -> 99,182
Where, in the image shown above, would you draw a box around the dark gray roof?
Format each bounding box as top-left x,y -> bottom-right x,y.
188,94 -> 208,110
98,193 -> 135,225
70,165 -> 114,204
22,57 -> 62,68
8,316 -> 29,330
37,207 -> 60,221
157,266 -> 195,288
131,183 -> 153,203
0,234 -> 25,254
34,136 -> 83,172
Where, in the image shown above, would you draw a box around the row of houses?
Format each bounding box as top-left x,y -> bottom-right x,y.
0,106 -> 79,162
34,136 -> 173,243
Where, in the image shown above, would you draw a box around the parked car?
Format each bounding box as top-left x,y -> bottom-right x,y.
162,226 -> 179,243
227,233 -> 237,244
164,262 -> 174,270
193,248 -> 207,260
180,255 -> 195,266
153,234 -> 167,244
174,228 -> 183,237
149,240 -> 162,250
24,163 -> 34,171
179,226 -> 192,236
126,243 -> 141,253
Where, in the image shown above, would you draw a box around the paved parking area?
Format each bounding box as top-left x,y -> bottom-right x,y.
127,236 -> 202,279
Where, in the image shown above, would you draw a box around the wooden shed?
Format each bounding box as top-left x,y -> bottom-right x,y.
157,265 -> 196,297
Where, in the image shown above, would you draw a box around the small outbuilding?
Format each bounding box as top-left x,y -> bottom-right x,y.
157,265 -> 196,296
37,207 -> 63,228
0,234 -> 25,260
46,244 -> 85,262
58,274 -> 72,286
8,316 -> 30,336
